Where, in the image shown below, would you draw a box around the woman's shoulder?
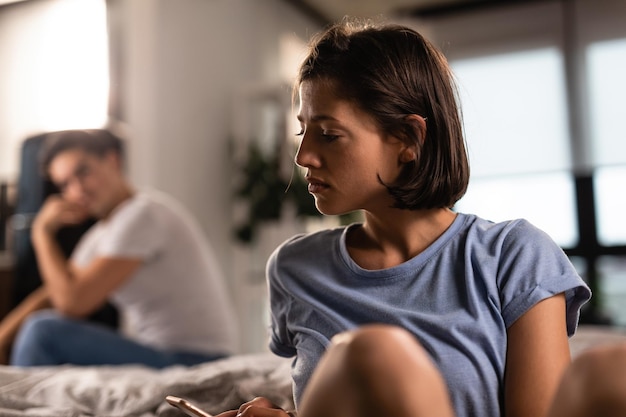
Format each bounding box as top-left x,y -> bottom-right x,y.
460,213 -> 557,250
266,226 -> 349,284
267,225 -> 351,270
275,225 -> 348,254
462,213 -> 544,235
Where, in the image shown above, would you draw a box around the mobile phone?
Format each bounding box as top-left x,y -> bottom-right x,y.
165,395 -> 214,417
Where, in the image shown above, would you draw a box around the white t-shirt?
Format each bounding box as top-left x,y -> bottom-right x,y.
71,190 -> 238,355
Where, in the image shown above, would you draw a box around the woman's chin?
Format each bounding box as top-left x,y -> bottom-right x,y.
315,204 -> 351,217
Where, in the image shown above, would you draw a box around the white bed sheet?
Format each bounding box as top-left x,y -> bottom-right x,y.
0,352 -> 293,417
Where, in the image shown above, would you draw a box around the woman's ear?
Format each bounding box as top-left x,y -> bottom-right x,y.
398,114 -> 427,164
400,146 -> 417,163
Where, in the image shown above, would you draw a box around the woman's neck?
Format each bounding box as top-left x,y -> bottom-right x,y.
346,208 -> 457,270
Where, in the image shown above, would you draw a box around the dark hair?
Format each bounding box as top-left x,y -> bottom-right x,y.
297,20 -> 469,209
39,129 -> 124,176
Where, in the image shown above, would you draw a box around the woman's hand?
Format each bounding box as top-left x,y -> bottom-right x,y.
215,397 -> 294,417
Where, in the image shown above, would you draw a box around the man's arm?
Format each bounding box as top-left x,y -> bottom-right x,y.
31,196 -> 142,317
0,286 -> 51,363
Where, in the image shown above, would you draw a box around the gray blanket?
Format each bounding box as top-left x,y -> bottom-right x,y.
0,353 -> 293,417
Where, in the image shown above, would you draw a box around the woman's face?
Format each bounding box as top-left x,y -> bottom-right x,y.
295,79 -> 407,216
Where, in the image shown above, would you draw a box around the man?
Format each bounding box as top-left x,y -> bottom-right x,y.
7,129 -> 238,367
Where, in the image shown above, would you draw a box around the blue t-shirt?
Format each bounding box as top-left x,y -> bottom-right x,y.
267,213 -> 591,417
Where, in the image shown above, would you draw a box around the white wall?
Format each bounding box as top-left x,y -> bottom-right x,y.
116,0 -> 320,352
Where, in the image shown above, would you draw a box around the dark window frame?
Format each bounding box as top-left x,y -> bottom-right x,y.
565,174 -> 626,324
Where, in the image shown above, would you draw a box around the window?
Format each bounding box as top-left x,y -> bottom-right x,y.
417,0 -> 626,324
451,49 -> 577,247
0,0 -> 109,180
452,49 -> 571,177
597,256 -> 626,325
587,38 -> 626,246
587,38 -> 626,167
455,173 -> 577,247
594,167 -> 626,246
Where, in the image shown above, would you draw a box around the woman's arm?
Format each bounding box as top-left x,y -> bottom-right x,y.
504,293 -> 571,417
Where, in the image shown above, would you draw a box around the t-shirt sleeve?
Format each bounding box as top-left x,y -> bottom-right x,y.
498,220 -> 591,336
97,201 -> 165,260
267,244 -> 297,358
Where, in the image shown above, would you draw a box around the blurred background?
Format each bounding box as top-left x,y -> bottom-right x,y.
0,0 -> 624,353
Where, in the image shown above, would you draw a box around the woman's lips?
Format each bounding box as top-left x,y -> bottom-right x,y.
307,178 -> 329,194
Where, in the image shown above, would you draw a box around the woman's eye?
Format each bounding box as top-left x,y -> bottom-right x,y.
295,128 -> 339,141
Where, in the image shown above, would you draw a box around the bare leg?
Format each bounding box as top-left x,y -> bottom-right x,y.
298,324 -> 455,417
548,343 -> 626,417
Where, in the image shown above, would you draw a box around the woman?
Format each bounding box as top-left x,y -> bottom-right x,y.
219,20 -> 590,417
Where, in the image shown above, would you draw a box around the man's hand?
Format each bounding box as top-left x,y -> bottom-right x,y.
32,195 -> 89,236
215,397 -> 295,417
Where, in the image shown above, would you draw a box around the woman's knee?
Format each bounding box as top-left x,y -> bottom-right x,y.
551,343 -> 626,416
332,325 -> 432,371
570,343 -> 626,394
313,325 -> 453,417
568,344 -> 626,381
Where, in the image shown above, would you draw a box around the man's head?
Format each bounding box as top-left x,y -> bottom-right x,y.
39,129 -> 131,219
40,129 -> 124,172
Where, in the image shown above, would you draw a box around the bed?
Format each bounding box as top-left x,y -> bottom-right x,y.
1,325 -> 625,417
0,352 -> 294,417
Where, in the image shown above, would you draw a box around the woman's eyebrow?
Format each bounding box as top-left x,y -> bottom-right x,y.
296,114 -> 339,122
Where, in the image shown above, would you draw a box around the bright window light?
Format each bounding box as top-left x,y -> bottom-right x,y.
454,172 -> 578,248
452,48 -> 571,178
594,166 -> 626,246
35,0 -> 109,131
450,48 -> 576,247
0,0 -> 109,180
588,38 -> 626,245
587,38 -> 626,166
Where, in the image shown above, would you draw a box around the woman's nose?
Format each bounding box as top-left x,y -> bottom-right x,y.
294,135 -> 320,168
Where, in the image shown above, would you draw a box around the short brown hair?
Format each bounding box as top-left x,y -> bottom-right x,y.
297,20 -> 469,209
39,129 -> 124,176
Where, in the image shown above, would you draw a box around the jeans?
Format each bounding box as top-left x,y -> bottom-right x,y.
10,310 -> 227,368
